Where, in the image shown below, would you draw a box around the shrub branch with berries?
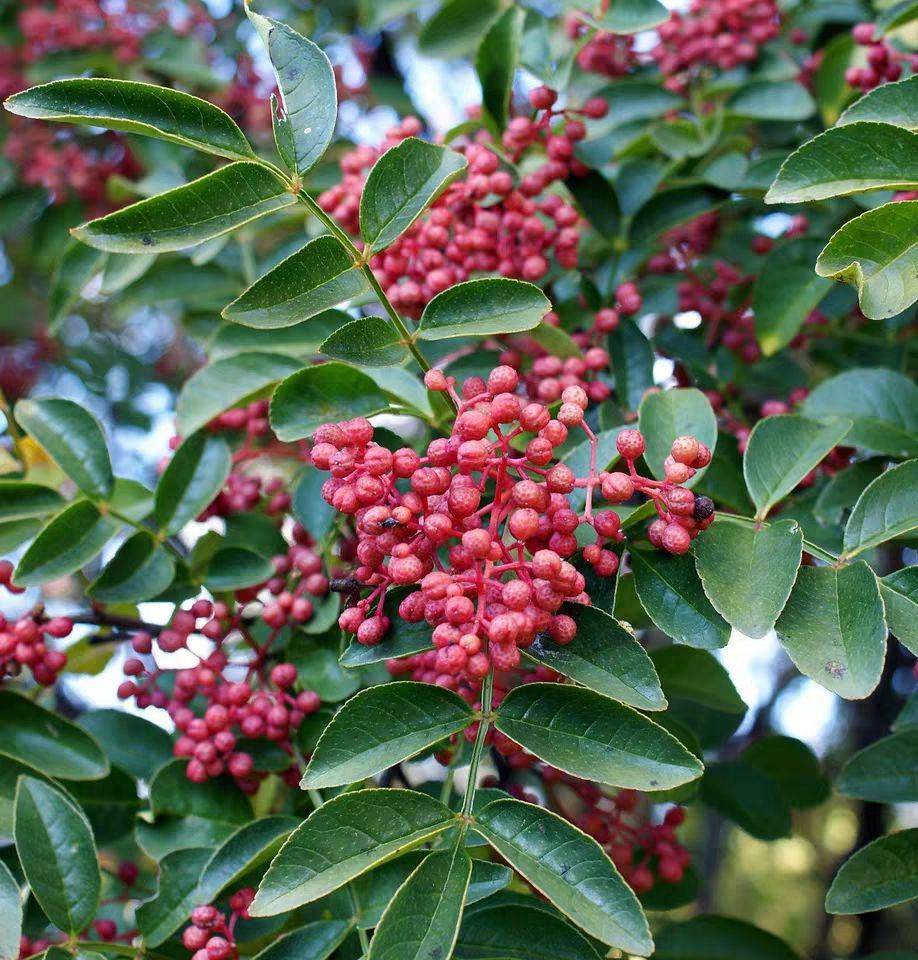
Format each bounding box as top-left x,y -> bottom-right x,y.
0,2 -> 915,960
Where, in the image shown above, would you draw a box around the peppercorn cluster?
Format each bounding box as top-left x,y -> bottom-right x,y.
312,364 -> 714,694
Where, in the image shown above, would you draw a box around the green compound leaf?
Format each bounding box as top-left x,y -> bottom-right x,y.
197,816 -> 299,904
650,647 -> 746,750
15,397 -> 113,499
814,460 -> 884,527
776,560 -> 886,700
456,898 -> 603,960
247,9 -> 337,176
108,477 -> 153,521
417,278 -> 550,341
743,414 -> 852,518
0,481 -> 64,523
361,138 -> 467,253
701,761 -> 792,840
495,682 -> 702,791
73,162 -> 295,253
99,250 -> 156,294
838,730 -> 918,803
367,845 -> 472,960
476,6 -> 525,131
154,432 -> 232,536
223,235 -> 368,330
525,602 -> 667,709
753,238 -> 834,355
651,646 -> 746,715
77,709 -> 172,781
203,547 -> 274,592
14,777 -> 101,935
354,856 -> 510,929
694,517 -> 803,639
211,309 -> 353,361
875,1 -> 918,37
301,682 -> 474,789
608,317 -> 655,413
527,320 -> 583,360
4,78 -> 254,160
270,361 -> 389,442
585,0 -> 669,33
418,0 -> 502,57
250,789 -> 456,916
741,736 -> 830,810
14,501 -> 119,588
880,566 -> 918,655
826,829 -> 918,914
843,459 -> 918,557
136,847 -> 211,947
654,915 -> 800,960
88,530 -> 175,603
148,759 -> 252,829
472,798 -> 652,954
837,75 -> 918,130
0,519 -> 42,556
321,315 -> 407,366
727,81 -> 815,121
0,859 -> 21,960
816,200 -> 918,320
629,186 -> 725,245
47,240 -> 107,331
631,547 -> 730,651
176,352 -> 302,437
250,922 -> 353,960
801,367 -> 918,457
802,368 -> 918,457
766,122 -> 918,203
565,169 -> 620,238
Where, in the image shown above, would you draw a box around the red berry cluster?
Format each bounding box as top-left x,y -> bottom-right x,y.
652,0 -> 782,92
198,472 -> 292,521
677,259 -> 762,363
648,212 -> 722,275
3,119 -> 142,211
207,398 -> 272,438
567,13 -> 639,78
0,0 -> 160,206
565,0 -> 782,91
312,365 -> 712,693
655,215 -> 815,365
0,571 -> 71,686
118,555 -> 324,788
545,774 -> 691,893
182,889 -> 255,960
798,46 -> 825,91
121,411 -> 328,787
846,23 -> 913,92
318,89 -> 607,316
16,0 -> 159,68
612,429 -> 715,556
0,332 -> 56,402
496,281 -> 642,407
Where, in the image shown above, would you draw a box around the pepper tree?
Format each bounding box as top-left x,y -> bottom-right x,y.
0,2 -> 916,959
